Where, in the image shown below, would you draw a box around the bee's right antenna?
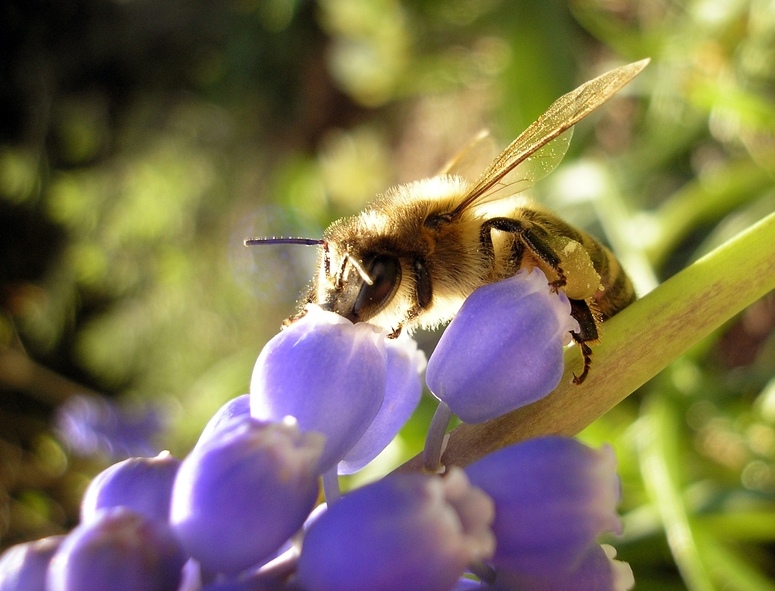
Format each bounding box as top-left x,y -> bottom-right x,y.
243,237 -> 325,247
244,236 -> 329,275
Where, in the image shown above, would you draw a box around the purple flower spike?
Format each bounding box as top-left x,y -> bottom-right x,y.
297,468 -> 495,591
0,535 -> 64,591
80,452 -> 181,524
426,268 -> 579,423
250,305 -> 387,472
170,418 -> 323,576
465,436 -> 623,578
492,544 -> 634,591
339,336 -> 426,474
47,507 -> 186,591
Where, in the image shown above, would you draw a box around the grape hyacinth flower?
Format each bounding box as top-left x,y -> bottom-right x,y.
170,417 -> 323,576
0,535 -> 64,591
426,268 -> 579,424
465,436 -> 632,590
250,305 -> 388,472
46,507 -> 186,591
80,451 -> 181,524
297,468 -> 495,591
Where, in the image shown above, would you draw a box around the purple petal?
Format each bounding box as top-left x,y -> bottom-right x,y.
426,269 -> 579,423
338,336 -> 425,474
250,306 -> 387,472
297,468 -> 495,591
465,436 -> 621,575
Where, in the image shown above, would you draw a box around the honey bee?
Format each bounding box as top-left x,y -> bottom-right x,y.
246,59 -> 648,384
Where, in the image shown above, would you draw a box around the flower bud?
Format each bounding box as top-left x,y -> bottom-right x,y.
465,436 -> 623,578
47,508 -> 186,591
250,305 -> 387,472
80,452 -> 181,524
426,269 -> 578,423
0,536 -> 64,591
170,418 -> 323,576
297,468 -> 495,591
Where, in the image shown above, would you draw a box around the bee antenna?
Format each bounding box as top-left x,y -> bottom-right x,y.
347,255 -> 374,286
243,237 -> 325,247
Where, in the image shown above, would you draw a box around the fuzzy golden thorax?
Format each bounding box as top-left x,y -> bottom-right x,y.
304,175 -> 492,334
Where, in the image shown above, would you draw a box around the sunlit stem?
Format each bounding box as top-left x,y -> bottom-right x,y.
424,401 -> 452,473
255,544 -> 300,584
322,467 -> 341,504
468,560 -> 496,585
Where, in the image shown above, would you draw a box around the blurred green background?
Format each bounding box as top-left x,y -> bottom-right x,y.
2,0 -> 774,588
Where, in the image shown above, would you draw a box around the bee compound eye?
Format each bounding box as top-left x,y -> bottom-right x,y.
352,256 -> 401,320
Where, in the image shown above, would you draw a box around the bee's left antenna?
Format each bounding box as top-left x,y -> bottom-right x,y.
243,237 -> 325,247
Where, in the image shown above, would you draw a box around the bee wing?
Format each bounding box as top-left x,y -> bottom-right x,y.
450,58 -> 649,218
467,127 -> 574,207
437,129 -> 499,180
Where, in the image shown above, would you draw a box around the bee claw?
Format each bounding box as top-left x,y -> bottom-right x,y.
572,370 -> 587,385
572,341 -> 593,384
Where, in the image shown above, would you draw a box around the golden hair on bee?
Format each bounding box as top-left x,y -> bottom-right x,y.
246,59 -> 649,383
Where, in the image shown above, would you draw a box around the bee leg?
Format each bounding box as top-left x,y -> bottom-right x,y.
283,293 -> 314,328
388,326 -> 403,339
568,299 -> 599,384
480,218 -> 567,289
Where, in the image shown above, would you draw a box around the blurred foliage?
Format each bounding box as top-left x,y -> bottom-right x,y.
1,0 -> 774,588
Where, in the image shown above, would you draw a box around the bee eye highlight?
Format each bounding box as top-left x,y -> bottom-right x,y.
353,256 -> 401,320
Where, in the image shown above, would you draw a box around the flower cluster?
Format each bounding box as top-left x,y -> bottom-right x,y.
0,269 -> 633,591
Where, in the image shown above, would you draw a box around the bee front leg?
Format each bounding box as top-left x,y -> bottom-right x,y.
568,298 -> 601,384
390,303 -> 422,338
388,325 -> 403,339
283,292 -> 314,328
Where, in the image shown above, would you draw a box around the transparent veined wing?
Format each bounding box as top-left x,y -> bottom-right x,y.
450,58 -> 649,218
464,127 -> 574,208
437,129 -> 499,180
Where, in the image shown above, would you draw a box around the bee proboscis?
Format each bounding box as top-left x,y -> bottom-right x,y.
246,59 -> 649,384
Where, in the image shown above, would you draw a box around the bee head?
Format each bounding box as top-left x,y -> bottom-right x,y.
243,234 -> 406,329
316,242 -> 402,324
